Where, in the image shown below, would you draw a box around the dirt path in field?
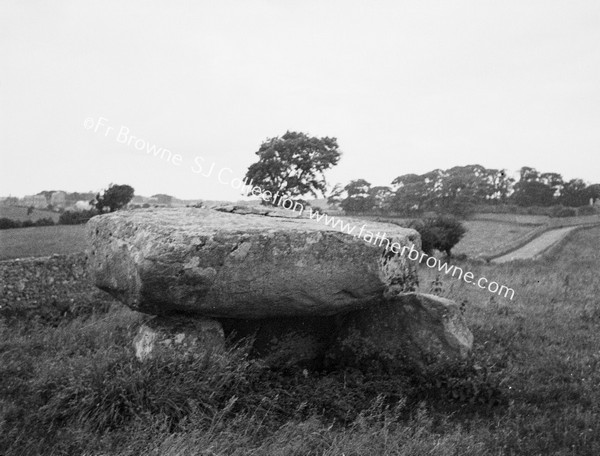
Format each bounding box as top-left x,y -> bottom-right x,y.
492,226 -> 577,263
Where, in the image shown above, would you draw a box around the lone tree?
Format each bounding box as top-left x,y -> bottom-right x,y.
92,184 -> 134,213
245,131 -> 341,201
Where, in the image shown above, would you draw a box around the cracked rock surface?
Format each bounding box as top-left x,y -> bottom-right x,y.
87,207 -> 420,318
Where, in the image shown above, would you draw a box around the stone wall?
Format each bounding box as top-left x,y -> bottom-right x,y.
0,253 -> 117,323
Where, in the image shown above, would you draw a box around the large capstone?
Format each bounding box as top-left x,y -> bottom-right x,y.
87,207 -> 420,318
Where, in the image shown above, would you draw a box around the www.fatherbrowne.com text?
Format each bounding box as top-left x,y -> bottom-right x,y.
220,175 -> 517,301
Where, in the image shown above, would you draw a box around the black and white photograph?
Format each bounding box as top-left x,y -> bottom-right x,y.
1,1 -> 599,455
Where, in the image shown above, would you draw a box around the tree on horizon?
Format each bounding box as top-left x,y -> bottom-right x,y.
245,131 -> 341,202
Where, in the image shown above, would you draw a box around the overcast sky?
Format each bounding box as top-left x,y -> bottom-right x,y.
1,0 -> 599,200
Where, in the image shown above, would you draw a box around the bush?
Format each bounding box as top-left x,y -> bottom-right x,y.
0,218 -> 20,230
549,206 -> 577,218
408,219 -> 436,255
409,215 -> 466,256
58,209 -> 97,225
577,205 -> 598,216
0,217 -> 55,230
473,204 -> 520,214
34,218 -> 55,227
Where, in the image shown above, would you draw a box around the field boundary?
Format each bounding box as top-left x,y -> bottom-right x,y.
470,212 -> 600,226
470,214 -> 546,226
0,253 -> 80,265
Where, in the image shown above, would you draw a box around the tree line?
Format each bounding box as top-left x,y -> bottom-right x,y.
242,132 -> 599,218
333,165 -> 600,216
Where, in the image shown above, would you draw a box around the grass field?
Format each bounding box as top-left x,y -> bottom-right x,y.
0,224 -> 87,260
341,215 -> 543,259
0,205 -> 60,223
453,220 -> 541,257
1,226 -> 599,454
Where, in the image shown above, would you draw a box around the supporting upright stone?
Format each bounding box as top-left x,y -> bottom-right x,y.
333,293 -> 473,365
133,315 -> 225,362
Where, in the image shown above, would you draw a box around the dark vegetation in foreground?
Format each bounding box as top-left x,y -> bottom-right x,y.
1,228 -> 599,455
0,304 -> 505,456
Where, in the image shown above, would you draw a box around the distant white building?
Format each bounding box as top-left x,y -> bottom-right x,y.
50,191 -> 67,208
22,194 -> 48,209
74,200 -> 93,211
